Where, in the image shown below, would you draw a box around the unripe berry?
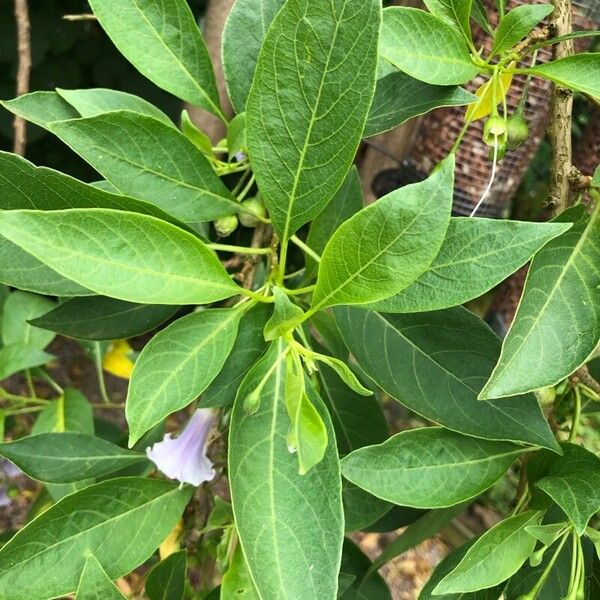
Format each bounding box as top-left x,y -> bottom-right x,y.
483,115 -> 507,146
506,114 -> 530,149
488,141 -> 507,161
214,214 -> 238,237
239,197 -> 267,228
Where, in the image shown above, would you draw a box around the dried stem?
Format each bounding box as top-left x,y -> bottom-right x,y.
547,0 -> 574,216
13,0 -> 31,156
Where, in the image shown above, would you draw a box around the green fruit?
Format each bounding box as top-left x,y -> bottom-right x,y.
488,141 -> 507,161
506,114 -> 530,149
214,214 -> 239,237
483,115 -> 507,146
239,197 -> 267,228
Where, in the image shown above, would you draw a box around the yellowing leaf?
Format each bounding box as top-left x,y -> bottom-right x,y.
103,340 -> 134,379
466,70 -> 514,122
159,518 -> 184,559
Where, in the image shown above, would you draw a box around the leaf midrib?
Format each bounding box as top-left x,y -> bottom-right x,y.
347,447 -> 522,474
130,310 -> 241,430
6,212 -> 236,294
128,0 -> 221,118
315,173 -> 445,310
281,3 -> 346,242
483,203 -> 600,393
0,485 -> 181,573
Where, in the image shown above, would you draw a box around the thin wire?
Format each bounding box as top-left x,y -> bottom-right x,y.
470,136 -> 499,217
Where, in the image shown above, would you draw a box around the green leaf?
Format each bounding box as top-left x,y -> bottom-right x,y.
221,543 -> 259,600
56,87 -> 172,125
491,4 -> 554,56
246,0 -> 381,241
381,7 -> 479,85
229,340 -> 343,600
77,555 -> 127,600
342,427 -> 522,508
202,304 -> 271,408
32,388 -> 94,436
87,0 -> 222,118
365,70 -> 476,137
525,522 -> 568,549
0,91 -> 78,130
32,388 -> 95,500
471,0 -> 493,35
127,308 -> 242,445
222,0 -> 285,113
316,355 -> 372,397
0,432 -> 146,483
0,151 -> 194,296
312,156 -> 453,311
0,209 -> 241,305
368,217 -> 571,313
2,291 -> 55,350
339,539 -> 391,600
49,112 -> 243,223
180,109 -> 213,156
0,344 -> 54,380
263,288 -> 304,341
319,363 -> 387,456
30,296 -> 178,341
369,504 -> 467,575
423,0 -> 473,45
227,112 -> 247,161
480,205 -> 600,399
0,237 -> 91,297
305,167 -> 363,281
342,480 -> 391,533
535,443 -> 600,535
0,477 -> 191,600
587,527 -> 600,559
504,534 -> 592,600
334,306 -> 560,451
526,54 -> 600,99
284,358 -> 328,474
419,540 -> 505,600
145,550 -> 187,600
434,511 -> 540,594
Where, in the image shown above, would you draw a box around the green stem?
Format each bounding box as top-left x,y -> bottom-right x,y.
0,388 -> 49,405
284,285 -> 315,296
7,406 -> 45,416
278,240 -> 290,285
25,370 -> 37,402
290,235 -> 321,264
527,532 -> 570,599
208,243 -> 272,255
36,369 -> 64,395
90,403 -> 125,409
237,175 -> 256,202
94,342 -> 111,405
569,386 -> 582,442
238,288 -> 275,303
230,169 -> 252,196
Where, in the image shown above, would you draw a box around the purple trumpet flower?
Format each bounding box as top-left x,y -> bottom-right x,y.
146,409 -> 216,487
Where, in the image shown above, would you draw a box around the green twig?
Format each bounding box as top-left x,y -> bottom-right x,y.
568,386 -> 582,442
94,342 -> 111,405
208,243 -> 272,255
290,235 -> 321,263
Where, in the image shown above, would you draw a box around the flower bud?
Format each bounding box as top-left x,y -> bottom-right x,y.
239,197 -> 267,228
483,115 -> 507,146
506,114 -> 530,149
214,214 -> 239,237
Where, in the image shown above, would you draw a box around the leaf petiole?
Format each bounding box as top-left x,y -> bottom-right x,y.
208,243 -> 272,255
